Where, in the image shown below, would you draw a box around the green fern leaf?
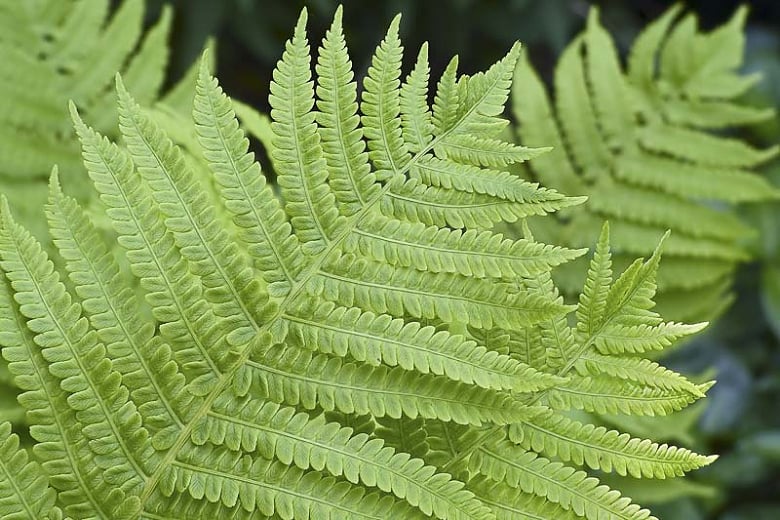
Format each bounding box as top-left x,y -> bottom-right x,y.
193,58 -> 303,297
316,7 -> 376,215
468,475 -> 583,520
471,441 -> 656,520
436,224 -> 713,519
0,7 -> 716,520
401,43 -> 435,154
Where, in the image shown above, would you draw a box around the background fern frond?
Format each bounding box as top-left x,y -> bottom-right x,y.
0,0 -> 197,241
513,5 -> 779,323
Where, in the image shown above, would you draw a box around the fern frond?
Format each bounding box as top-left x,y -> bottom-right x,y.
362,15 -> 411,180
249,344 -> 534,427
196,397 -> 493,520
401,43 -> 435,154
271,9 -> 341,252
45,173 -> 190,435
164,445 -> 428,520
315,254 -> 572,329
194,58 -> 303,297
0,8 -> 220,456
436,225 -> 713,518
0,240 -> 106,518
117,77 -> 266,345
0,198 -> 147,516
70,104 -> 225,394
577,223 -> 613,339
0,7 -> 715,519
469,475 -> 583,520
593,321 -> 708,355
514,5 -> 779,321
432,57 -> 460,137
574,353 -> 704,395
410,157 -> 559,203
546,374 -> 706,416
346,214 -> 584,279
614,153 -> 775,203
281,300 -> 563,392
383,176 -> 579,229
588,183 -> 752,241
510,55 -> 585,199
316,6 -> 376,215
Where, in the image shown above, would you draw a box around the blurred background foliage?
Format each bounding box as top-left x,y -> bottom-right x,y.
62,0 -> 780,518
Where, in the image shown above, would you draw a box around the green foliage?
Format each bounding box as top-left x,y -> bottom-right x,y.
0,0 -> 198,239
513,5 -> 779,323
0,6 -> 716,519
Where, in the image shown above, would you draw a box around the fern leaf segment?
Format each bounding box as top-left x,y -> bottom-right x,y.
194,59 -> 303,297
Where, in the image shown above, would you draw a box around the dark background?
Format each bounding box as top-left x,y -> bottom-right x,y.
137,1 -> 780,518
139,0 -> 780,113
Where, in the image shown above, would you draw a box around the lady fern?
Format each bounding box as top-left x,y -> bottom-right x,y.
0,6 -> 715,519
512,6 -> 779,323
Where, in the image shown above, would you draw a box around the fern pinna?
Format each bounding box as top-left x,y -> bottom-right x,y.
0,7 -> 714,519
513,6 -> 779,323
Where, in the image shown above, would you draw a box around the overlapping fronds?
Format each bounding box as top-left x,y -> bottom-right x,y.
512,5 -> 779,322
0,6 -> 715,519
